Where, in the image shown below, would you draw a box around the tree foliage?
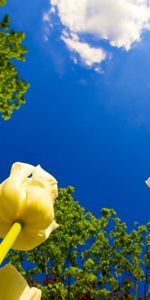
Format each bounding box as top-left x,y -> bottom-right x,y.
0,2 -> 29,120
7,187 -> 150,299
0,0 -> 6,6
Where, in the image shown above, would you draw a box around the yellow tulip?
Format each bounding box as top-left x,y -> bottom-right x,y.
0,162 -> 59,251
0,264 -> 41,300
145,177 -> 150,188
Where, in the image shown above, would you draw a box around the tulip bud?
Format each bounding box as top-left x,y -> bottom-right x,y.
0,264 -> 41,300
145,177 -> 150,188
0,162 -> 59,250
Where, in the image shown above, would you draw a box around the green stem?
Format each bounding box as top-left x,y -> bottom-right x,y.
0,221 -> 23,265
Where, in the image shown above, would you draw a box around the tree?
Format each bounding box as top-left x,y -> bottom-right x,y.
0,0 -> 6,6
0,2 -> 29,120
7,187 -> 150,299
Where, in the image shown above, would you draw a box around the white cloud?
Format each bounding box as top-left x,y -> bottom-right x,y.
62,33 -> 106,69
42,12 -> 50,22
43,0 -> 150,69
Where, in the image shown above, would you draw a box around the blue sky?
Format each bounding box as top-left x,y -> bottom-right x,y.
1,0 -> 150,227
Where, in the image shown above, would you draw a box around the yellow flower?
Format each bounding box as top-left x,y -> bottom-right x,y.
0,264 -> 41,300
0,162 -> 59,251
145,177 -> 150,188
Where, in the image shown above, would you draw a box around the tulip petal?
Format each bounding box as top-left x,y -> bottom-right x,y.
20,186 -> 54,229
10,162 -> 35,182
0,219 -> 11,238
32,165 -> 58,201
0,264 -> 41,300
20,287 -> 41,300
12,220 -> 59,250
0,177 -> 26,223
0,163 -> 35,223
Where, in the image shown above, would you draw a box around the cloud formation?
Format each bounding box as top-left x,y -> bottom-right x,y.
43,0 -> 150,69
62,32 -> 106,70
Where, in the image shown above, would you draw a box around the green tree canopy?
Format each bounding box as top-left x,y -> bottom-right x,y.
0,2 -> 29,120
0,0 -> 6,6
7,187 -> 150,299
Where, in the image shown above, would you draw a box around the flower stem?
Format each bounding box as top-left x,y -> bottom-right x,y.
0,222 -> 23,265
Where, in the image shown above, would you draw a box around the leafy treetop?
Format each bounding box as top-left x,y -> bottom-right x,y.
7,187 -> 150,299
0,3 -> 29,120
0,0 -> 6,6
